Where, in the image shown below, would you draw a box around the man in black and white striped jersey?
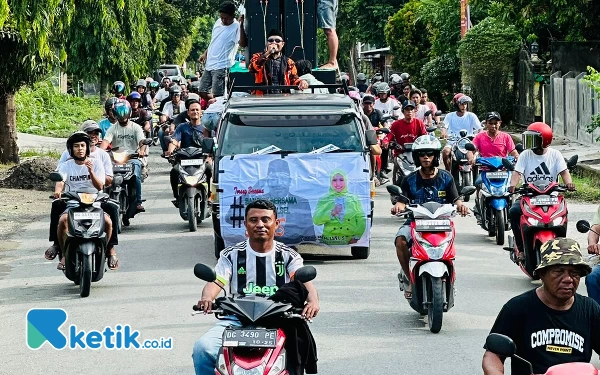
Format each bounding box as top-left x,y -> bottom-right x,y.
192,199 -> 319,374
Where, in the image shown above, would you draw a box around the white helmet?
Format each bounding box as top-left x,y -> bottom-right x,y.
412,135 -> 442,168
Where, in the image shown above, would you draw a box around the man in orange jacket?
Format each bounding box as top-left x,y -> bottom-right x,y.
248,29 -> 309,94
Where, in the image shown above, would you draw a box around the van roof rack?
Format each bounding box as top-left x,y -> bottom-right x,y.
227,81 -> 349,100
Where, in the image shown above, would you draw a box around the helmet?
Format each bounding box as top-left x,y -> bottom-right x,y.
171,76 -> 182,84
112,99 -> 132,123
126,92 -> 142,102
375,82 -> 391,95
411,135 -> 442,168
523,121 -> 553,150
357,73 -> 366,81
104,97 -> 119,114
149,81 -> 159,89
371,73 -> 383,84
457,95 -> 472,105
533,238 -> 592,278
391,75 -> 402,85
66,131 -> 91,160
452,93 -> 465,104
400,73 -> 410,81
169,85 -> 182,96
189,81 -> 201,94
112,81 -> 126,95
402,100 -> 416,111
136,79 -> 147,88
340,74 -> 350,82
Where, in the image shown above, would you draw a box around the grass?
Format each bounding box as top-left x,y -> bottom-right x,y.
564,173 -> 600,203
19,149 -> 61,159
15,80 -> 103,138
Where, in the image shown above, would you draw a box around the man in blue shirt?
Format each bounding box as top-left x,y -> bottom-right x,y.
98,97 -> 118,138
164,100 -> 213,206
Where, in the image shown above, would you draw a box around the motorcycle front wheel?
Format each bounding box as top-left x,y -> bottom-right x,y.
79,253 -> 92,298
188,196 -> 197,232
495,209 -> 505,245
427,276 -> 444,333
461,172 -> 472,202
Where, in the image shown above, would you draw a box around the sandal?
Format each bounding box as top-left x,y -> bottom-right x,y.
404,289 -> 413,300
45,244 -> 60,260
107,254 -> 119,270
57,259 -> 65,271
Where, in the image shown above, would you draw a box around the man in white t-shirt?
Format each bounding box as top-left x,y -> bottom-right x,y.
441,94 -> 482,171
192,199 -> 319,375
153,77 -> 171,109
198,1 -> 247,101
373,82 -> 402,119
101,99 -> 148,212
507,122 -> 575,254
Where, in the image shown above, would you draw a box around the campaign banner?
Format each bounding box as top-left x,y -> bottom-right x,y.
219,152 -> 371,247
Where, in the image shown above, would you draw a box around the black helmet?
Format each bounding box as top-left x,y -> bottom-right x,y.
66,131 -> 91,161
104,97 -> 119,114
112,81 -> 126,95
112,99 -> 132,123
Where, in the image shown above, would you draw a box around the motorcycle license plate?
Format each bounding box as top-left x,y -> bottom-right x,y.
486,171 -> 509,179
73,212 -> 101,220
530,196 -> 559,206
415,219 -> 452,232
222,328 -> 277,348
180,159 -> 203,166
113,164 -> 132,173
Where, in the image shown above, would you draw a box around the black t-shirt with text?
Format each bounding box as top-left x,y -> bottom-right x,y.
488,289 -> 600,375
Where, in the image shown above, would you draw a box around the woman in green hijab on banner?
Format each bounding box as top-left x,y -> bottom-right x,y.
313,169 -> 367,245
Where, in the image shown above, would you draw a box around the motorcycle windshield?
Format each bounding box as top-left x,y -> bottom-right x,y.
478,157 -> 503,170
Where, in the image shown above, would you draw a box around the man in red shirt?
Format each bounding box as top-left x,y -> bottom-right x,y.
382,100 -> 428,154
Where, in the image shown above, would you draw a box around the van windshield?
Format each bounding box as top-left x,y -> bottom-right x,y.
219,113 -> 363,155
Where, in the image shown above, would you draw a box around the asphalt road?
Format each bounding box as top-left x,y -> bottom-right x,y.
1,153 -> 599,375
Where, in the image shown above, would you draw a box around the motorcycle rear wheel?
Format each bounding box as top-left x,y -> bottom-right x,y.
495,209 -> 505,246
79,253 -> 92,298
427,276 -> 444,333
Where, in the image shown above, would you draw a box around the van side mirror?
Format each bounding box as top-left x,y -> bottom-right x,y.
202,137 -> 215,154
365,129 -> 378,146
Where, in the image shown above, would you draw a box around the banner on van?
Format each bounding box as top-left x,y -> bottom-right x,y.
218,152 -> 371,248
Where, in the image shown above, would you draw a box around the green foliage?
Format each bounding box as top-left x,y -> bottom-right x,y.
564,174 -> 600,203
458,17 -> 520,117
19,149 -> 61,159
417,0 -> 460,60
420,54 -> 461,98
385,0 -> 430,83
15,80 -> 103,138
189,15 -> 217,63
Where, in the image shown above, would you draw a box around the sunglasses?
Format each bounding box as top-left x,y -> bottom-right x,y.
267,38 -> 283,43
418,151 -> 435,157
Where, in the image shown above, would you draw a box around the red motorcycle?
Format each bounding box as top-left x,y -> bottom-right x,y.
387,184 -> 475,333
486,333 -> 598,375
502,157 -> 577,279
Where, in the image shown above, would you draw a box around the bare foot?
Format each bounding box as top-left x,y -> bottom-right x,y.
319,61 -> 338,70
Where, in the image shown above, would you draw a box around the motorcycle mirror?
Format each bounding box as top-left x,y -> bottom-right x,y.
141,138 -> 153,146
386,185 -> 410,203
459,130 -> 468,137
365,129 -> 378,146
566,155 -> 578,169
485,334 -> 517,358
459,186 -> 476,198
515,143 -> 524,154
464,143 -> 476,152
194,263 -> 217,282
49,172 -> 65,182
426,126 -> 437,133
501,158 -> 515,171
379,128 -> 390,134
435,110 -> 442,116
576,220 -> 591,234
424,110 -> 432,117
294,266 -> 317,283
201,137 -> 216,153
393,105 -> 401,111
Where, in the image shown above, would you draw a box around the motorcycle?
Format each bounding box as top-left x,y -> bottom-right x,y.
374,127 -> 390,182
152,110 -> 172,148
502,155 -> 578,279
192,263 -> 317,375
164,136 -> 214,232
387,184 -> 476,333
389,141 -> 416,186
107,138 -> 153,228
450,129 -> 476,202
49,172 -> 109,298
485,333 -> 598,375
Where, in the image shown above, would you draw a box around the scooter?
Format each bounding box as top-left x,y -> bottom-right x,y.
450,129 -> 476,202
49,172 -> 109,298
389,127 -> 438,186
502,156 -> 578,279
485,333 -> 598,375
374,127 -> 390,182
387,184 -> 476,333
107,138 -> 153,227
192,263 -> 317,375
165,136 -> 214,232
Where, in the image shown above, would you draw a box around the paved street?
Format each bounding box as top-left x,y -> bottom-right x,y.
1,152 -> 599,375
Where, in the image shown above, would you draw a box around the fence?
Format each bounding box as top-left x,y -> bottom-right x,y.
549,71 -> 600,144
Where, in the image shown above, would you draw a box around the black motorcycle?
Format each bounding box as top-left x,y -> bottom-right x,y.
50,172 -> 109,298
450,129 -> 476,202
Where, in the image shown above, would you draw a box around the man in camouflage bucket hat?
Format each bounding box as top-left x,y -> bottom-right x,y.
483,238 -> 600,375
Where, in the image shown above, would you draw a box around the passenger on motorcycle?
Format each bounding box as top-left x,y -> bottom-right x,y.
507,122 -> 575,255
52,132 -> 115,271
482,237 -> 600,375
135,79 -> 153,110
112,81 -> 126,99
390,136 -> 469,299
381,100 -> 428,155
584,207 -> 600,305
441,94 -> 482,171
410,89 -> 433,127
127,92 -> 151,134
98,97 -> 119,138
374,82 -> 402,118
100,99 -> 148,213
148,80 -> 160,100
153,77 -> 172,109
192,199 -> 319,375
420,88 -> 440,124
356,72 -> 368,93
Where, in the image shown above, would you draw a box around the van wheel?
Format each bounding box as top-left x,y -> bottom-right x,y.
351,246 -> 370,259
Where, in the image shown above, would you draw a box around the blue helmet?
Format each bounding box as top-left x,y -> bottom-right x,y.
112,99 -> 132,123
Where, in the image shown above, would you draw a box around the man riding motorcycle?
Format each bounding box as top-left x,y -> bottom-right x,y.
135,79 -> 153,110
356,72 -> 368,93
99,97 -> 118,138
507,122 -> 575,256
381,100 -> 428,162
482,238 -> 600,375
373,82 -> 401,118
112,80 -> 126,100
192,199 -> 319,375
390,135 -> 469,300
100,99 -> 148,212
127,92 -> 151,134
441,94 -> 482,171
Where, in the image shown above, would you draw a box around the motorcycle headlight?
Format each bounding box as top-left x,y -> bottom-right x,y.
267,353 -> 286,375
489,185 -> 506,196
232,364 -> 264,375
415,232 -> 452,260
552,217 -> 564,226
185,175 -> 201,185
527,217 -> 541,226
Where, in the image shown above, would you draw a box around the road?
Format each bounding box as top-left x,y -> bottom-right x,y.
1,152 -> 599,375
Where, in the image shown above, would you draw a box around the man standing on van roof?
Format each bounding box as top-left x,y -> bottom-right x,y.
248,29 -> 309,94
198,1 -> 247,101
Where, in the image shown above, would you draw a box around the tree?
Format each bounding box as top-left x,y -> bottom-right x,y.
0,1 -> 72,164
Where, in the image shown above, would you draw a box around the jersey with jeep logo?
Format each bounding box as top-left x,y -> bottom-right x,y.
515,148 -> 567,184
487,289 -> 600,375
215,240 -> 304,296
